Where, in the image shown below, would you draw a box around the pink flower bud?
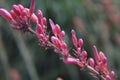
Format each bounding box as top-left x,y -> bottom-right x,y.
89,58 -> 95,67
49,19 -> 55,29
51,36 -> 61,48
29,0 -> 36,15
41,17 -> 47,25
63,57 -> 78,64
0,8 -> 13,21
36,24 -> 43,34
110,71 -> 115,79
106,75 -> 112,80
39,34 -> 44,41
77,47 -> 81,54
18,4 -> 26,17
12,5 -> 20,16
59,31 -> 65,38
61,41 -> 67,49
49,19 -> 60,36
37,10 -> 43,19
49,19 -> 56,34
62,49 -> 68,56
10,10 -> 17,19
93,45 -> 100,63
18,4 -> 24,11
55,24 -> 61,35
99,51 -> 107,64
25,8 -> 30,15
31,13 -> 38,22
81,51 -> 87,61
78,38 -> 83,48
71,29 -> 78,48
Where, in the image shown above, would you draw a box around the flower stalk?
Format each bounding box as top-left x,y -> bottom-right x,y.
0,0 -> 116,80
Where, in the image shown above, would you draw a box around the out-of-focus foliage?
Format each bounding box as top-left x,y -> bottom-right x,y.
0,0 -> 120,80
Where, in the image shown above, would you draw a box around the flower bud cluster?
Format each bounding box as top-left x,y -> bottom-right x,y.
0,0 -> 116,80
49,19 -> 68,55
88,46 -> 115,80
35,10 -> 49,46
0,0 -> 36,31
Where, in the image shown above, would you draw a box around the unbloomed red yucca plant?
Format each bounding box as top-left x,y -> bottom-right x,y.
0,0 -> 116,80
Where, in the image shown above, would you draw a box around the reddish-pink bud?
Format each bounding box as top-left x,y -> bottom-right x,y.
93,45 -> 100,63
55,24 -> 61,35
62,49 -> 68,56
39,34 -> 44,40
63,57 -> 78,64
61,41 -> 67,49
49,19 -> 54,29
81,51 -> 87,61
10,10 -> 17,19
77,47 -> 81,54
51,36 -> 61,48
49,19 -> 55,33
25,8 -> 30,15
31,13 -> 38,22
37,10 -> 43,19
0,8 -> 13,21
18,4 -> 26,17
41,17 -> 47,25
49,19 -> 58,36
36,24 -> 43,34
89,58 -> 95,67
71,29 -> 78,48
110,71 -> 115,79
29,0 -> 36,15
18,4 -> 24,11
106,75 -> 112,80
99,51 -> 107,64
59,31 -> 65,38
12,5 -> 20,16
78,38 -> 83,48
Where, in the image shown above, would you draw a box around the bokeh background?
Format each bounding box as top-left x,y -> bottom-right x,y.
0,0 -> 120,80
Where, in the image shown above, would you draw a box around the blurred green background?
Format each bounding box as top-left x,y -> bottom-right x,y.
0,0 -> 120,80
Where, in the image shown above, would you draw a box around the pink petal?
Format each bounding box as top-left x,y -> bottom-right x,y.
0,8 -> 13,21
